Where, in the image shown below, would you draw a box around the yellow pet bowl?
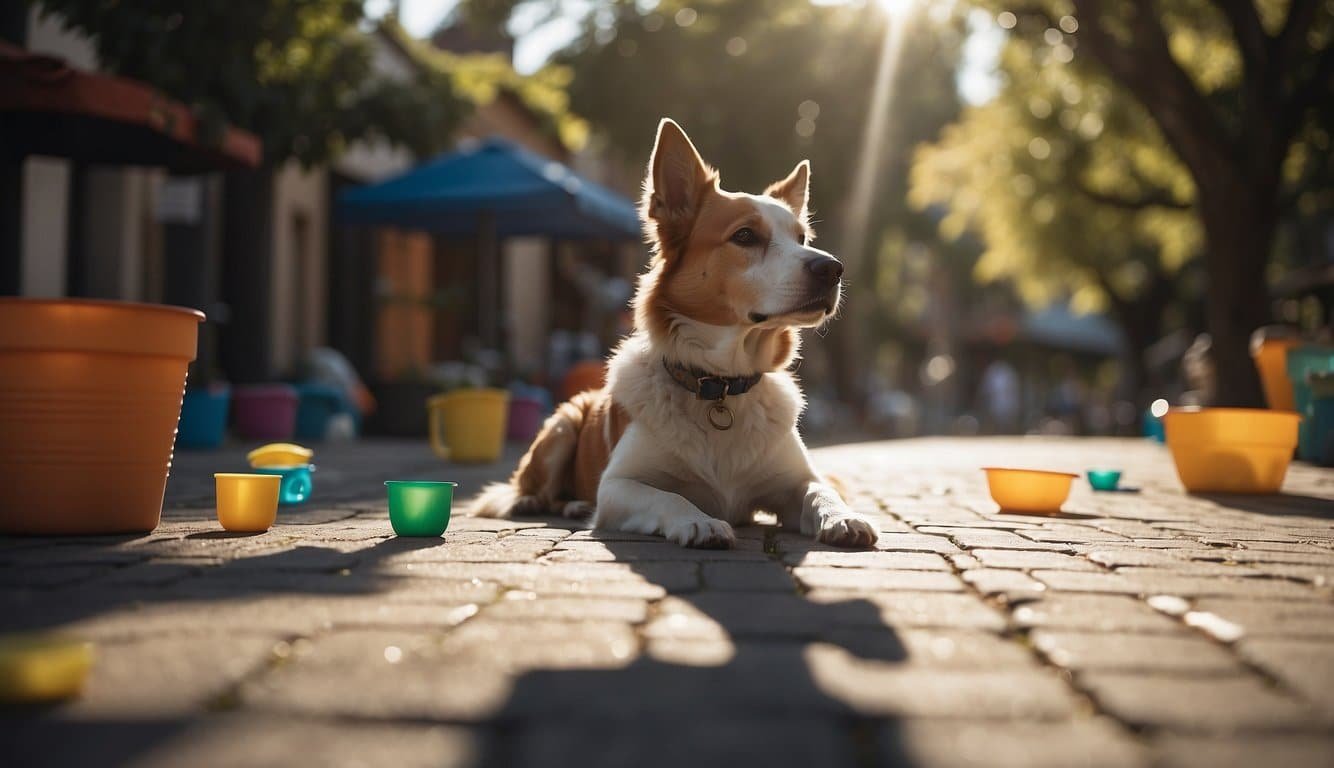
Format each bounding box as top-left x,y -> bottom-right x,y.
982,467 -> 1078,514
246,443 -> 314,469
1163,407 -> 1300,494
214,473 -> 281,532
0,634 -> 94,702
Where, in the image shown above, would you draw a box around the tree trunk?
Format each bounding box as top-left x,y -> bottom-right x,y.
1197,185 -> 1273,408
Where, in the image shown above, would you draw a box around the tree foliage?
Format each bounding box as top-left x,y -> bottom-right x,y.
31,0 -> 472,165
919,0 -> 1333,406
912,28 -> 1199,315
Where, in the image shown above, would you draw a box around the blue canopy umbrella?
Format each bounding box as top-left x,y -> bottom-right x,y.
337,137 -> 642,240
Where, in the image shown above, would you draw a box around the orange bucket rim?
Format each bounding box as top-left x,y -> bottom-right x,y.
0,296 -> 204,322
981,467 -> 1079,479
1163,406 -> 1302,420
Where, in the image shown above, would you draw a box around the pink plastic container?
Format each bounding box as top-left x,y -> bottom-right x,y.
507,397 -> 544,442
233,384 -> 299,441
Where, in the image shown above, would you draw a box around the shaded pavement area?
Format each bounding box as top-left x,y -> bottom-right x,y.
3,437 -> 1333,767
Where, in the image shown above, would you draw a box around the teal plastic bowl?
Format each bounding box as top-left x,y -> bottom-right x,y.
1086,469 -> 1123,492
253,464 -> 314,505
385,481 -> 456,537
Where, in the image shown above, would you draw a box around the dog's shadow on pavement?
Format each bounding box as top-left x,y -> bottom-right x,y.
3,527 -> 921,767
472,531 -> 918,768
1198,492 -> 1334,520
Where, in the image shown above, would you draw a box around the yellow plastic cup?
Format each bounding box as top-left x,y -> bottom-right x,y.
0,634 -> 94,702
246,442 -> 314,469
982,467 -> 1078,514
214,473 -> 281,532
427,389 -> 510,463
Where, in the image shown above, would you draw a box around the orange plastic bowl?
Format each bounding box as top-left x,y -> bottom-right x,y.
0,298 -> 203,534
982,467 -> 1078,514
1163,407 -> 1300,494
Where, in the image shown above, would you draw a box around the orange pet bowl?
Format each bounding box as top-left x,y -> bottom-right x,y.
0,298 -> 203,534
982,467 -> 1078,514
1163,407 -> 1300,494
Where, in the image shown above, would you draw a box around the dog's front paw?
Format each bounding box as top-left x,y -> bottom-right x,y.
816,514 -> 879,549
665,517 -> 735,549
559,500 -> 595,520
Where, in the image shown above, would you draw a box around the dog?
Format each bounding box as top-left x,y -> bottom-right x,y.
469,119 -> 879,550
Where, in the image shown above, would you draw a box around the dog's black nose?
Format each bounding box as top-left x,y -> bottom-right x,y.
805,255 -> 844,284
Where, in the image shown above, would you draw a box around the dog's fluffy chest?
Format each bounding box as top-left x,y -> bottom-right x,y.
606,333 -> 804,523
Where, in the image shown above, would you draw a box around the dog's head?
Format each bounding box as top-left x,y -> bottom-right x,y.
635,119 -> 842,366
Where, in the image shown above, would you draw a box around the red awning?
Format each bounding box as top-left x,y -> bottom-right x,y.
0,42 -> 261,171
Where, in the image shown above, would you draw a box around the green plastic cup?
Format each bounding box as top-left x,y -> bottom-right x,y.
1086,469 -> 1123,492
385,481 -> 456,537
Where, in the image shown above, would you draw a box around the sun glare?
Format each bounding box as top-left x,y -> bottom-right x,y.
876,0 -> 918,16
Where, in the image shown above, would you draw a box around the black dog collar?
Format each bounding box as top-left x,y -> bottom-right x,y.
662,358 -> 763,401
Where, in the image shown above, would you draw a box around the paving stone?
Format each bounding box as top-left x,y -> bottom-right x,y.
1021,527 -> 1131,544
916,528 -> 1076,552
1111,570 -> 1326,599
1206,550 -> 1334,566
509,719 -> 858,768
1011,595 -> 1185,634
1151,734 -> 1334,768
437,618 -> 639,671
781,550 -> 950,570
792,567 -> 963,592
1249,562 -> 1334,585
1187,598 -> 1334,639
501,642 -> 851,718
244,657 -> 514,721
804,591 -> 1008,631
130,717 -> 480,768
829,628 -> 1036,668
887,719 -> 1148,768
544,540 -> 767,562
1030,571 -> 1151,595
69,634 -> 281,717
700,561 -> 794,591
1030,631 -> 1243,674
0,564 -> 113,588
644,637 -> 738,667
380,538 -> 554,564
1080,673 -> 1322,731
484,594 -> 649,623
808,646 -> 1080,719
1235,638 -> 1334,714
962,569 -> 1048,599
380,561 -> 697,596
1084,548 -> 1263,575
970,549 -> 1102,571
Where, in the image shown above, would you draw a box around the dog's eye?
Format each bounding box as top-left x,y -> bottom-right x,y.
729,227 -> 759,247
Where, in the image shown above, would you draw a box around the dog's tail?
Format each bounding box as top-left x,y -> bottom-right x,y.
466,394 -> 592,518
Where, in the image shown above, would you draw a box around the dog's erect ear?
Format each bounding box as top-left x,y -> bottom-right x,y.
765,160 -> 810,218
644,119 -> 715,241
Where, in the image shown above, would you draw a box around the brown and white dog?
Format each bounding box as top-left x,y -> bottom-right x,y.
469,119 -> 879,549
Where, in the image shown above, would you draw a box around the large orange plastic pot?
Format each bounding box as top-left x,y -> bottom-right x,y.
0,298 -> 204,534
1163,407 -> 1300,494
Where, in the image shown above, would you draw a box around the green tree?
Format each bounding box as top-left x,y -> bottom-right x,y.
31,0 -> 471,164
963,0 -> 1333,407
912,30 -> 1203,400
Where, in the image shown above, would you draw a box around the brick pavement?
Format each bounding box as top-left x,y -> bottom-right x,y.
2,437 -> 1333,767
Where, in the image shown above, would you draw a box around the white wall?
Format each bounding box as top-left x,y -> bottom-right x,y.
20,158 -> 69,297
504,238 -> 550,371
269,162 -> 329,375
